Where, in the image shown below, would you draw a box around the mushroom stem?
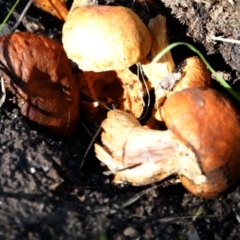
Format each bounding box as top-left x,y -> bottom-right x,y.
95,110 -> 205,186
142,14 -> 175,89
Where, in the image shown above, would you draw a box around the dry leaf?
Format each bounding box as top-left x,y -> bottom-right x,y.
0,32 -> 80,137
33,0 -> 68,21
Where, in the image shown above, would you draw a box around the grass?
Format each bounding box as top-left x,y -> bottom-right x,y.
153,42 -> 240,103
0,0 -> 20,33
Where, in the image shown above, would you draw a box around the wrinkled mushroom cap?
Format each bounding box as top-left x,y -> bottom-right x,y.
0,32 -> 80,137
161,87 -> 240,197
62,5 -> 151,72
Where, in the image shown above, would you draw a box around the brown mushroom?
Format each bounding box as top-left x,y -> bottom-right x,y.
62,0 -> 151,72
172,56 -> 212,92
152,56 -> 212,124
95,87 -> 240,197
0,32 -> 79,137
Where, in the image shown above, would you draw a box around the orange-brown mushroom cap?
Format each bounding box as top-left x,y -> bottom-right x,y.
0,32 -> 80,137
161,87 -> 240,197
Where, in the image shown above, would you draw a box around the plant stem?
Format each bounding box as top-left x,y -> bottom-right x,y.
152,42 -> 240,103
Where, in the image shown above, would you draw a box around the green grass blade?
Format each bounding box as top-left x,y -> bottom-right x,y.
0,0 -> 20,33
152,42 -> 240,103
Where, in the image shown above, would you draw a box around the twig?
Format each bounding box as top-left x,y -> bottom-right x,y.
234,209 -> 240,224
12,0 -> 34,32
155,215 -> 216,223
93,183 -> 162,214
78,125 -> 102,172
137,62 -> 151,121
121,183 -> 161,208
211,36 -> 240,44
0,77 -> 6,108
80,120 -> 94,138
79,91 -> 116,172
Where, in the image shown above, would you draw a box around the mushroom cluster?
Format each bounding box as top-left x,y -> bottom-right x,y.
1,0 -> 240,198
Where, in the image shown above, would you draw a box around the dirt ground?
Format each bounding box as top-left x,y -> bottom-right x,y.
1,0 -> 240,239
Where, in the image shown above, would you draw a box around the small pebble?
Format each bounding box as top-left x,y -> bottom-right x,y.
123,226 -> 139,238
42,165 -> 50,172
187,229 -> 200,240
30,167 -> 36,174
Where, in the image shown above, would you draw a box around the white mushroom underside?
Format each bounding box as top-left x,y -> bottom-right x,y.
95,110 -> 206,186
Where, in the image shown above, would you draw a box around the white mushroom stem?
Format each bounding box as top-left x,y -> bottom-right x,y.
95,110 -> 206,186
141,14 -> 175,89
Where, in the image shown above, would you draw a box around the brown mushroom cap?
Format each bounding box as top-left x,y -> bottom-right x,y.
62,5 -> 151,72
161,87 -> 240,197
172,56 -> 212,92
0,32 -> 80,137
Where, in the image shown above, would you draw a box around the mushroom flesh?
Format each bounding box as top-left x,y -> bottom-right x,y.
95,87 -> 240,197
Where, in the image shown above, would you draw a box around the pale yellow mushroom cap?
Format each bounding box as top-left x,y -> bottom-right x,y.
62,5 -> 151,72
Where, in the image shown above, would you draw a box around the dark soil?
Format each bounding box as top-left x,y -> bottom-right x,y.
1,0 -> 240,239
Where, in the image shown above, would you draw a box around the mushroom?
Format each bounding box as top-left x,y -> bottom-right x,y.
33,0 -> 69,21
62,0 -> 152,72
172,56 -> 212,92
79,68 -> 145,120
151,56 -> 212,124
0,32 -> 80,137
95,87 -> 240,197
